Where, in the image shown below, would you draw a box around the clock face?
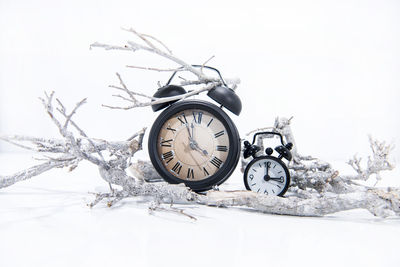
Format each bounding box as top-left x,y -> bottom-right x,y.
157,109 -> 230,181
244,156 -> 290,196
148,100 -> 240,191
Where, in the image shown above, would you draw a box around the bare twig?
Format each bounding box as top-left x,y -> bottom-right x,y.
140,33 -> 173,54
103,82 -> 218,110
126,66 -> 183,72
148,202 -> 197,221
91,28 -> 241,111
108,85 -> 154,100
201,55 -> 215,73
115,72 -> 139,105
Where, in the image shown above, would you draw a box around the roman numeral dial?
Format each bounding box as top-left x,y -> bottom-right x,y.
171,162 -> 182,174
210,157 -> 223,169
162,151 -> 174,164
155,108 -> 230,181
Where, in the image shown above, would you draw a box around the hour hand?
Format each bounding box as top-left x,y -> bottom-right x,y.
192,140 -> 208,156
270,177 -> 284,183
197,147 -> 208,156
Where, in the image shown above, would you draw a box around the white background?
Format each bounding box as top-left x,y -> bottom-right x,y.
1,1 -> 399,266
1,0 -> 399,160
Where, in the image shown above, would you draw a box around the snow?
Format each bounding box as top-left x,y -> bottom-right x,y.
1,154 -> 399,267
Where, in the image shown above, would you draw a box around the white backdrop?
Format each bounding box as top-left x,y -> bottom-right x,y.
1,0 -> 399,162
1,2 -> 400,267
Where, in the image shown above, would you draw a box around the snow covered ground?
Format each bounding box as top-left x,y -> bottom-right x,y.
1,153 -> 399,267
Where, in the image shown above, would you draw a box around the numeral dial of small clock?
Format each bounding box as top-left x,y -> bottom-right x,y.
246,158 -> 288,196
157,109 -> 230,181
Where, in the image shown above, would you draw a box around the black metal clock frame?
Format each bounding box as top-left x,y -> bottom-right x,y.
242,131 -> 293,196
148,100 -> 241,192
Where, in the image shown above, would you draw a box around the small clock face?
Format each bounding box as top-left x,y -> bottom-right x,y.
148,100 -> 240,191
244,156 -> 290,196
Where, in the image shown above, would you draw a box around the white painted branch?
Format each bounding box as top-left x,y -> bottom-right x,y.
0,93 -> 146,189
125,65 -> 184,72
91,28 -> 240,111
103,82 -> 218,110
0,158 -> 79,188
241,117 -> 396,196
2,107 -> 399,218
88,177 -> 400,218
347,136 -> 395,183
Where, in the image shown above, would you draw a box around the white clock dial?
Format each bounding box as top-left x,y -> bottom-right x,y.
244,156 -> 290,196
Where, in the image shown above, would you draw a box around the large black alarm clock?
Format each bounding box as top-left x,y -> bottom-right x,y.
148,66 -> 241,192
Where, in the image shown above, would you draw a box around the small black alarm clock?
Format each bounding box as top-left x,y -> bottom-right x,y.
242,131 -> 293,196
148,65 -> 242,192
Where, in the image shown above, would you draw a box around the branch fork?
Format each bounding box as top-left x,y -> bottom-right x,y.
90,28 -> 239,111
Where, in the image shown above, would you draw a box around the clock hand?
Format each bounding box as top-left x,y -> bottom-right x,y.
192,139 -> 209,156
183,142 -> 204,167
264,162 -> 270,178
195,147 -> 208,156
189,122 -> 208,156
269,177 -> 284,183
185,123 -> 192,139
185,123 -> 197,151
264,163 -> 267,176
196,146 -> 208,156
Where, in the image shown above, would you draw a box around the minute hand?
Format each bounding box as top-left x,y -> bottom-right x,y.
190,123 -> 208,156
186,123 -> 192,139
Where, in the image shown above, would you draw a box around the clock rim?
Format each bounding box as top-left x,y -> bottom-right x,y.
148,100 -> 241,192
243,155 -> 290,197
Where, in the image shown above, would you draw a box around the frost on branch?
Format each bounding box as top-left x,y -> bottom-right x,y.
242,117 -> 396,194
347,136 -> 395,183
0,92 -> 146,192
1,96 -> 398,218
90,28 -> 240,110
238,117 -> 398,217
